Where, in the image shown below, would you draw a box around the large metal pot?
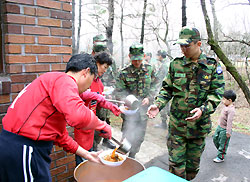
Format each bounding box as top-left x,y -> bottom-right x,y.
74,157 -> 145,182
106,94 -> 139,110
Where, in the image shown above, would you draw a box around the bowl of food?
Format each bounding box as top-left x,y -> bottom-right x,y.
98,149 -> 127,167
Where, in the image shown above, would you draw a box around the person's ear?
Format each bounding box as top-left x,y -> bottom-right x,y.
81,68 -> 89,77
143,53 -> 146,58
197,41 -> 202,47
128,54 -> 131,59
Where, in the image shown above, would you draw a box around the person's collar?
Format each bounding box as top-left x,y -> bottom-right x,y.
130,63 -> 147,73
94,76 -> 100,81
66,72 -> 77,83
183,52 -> 209,68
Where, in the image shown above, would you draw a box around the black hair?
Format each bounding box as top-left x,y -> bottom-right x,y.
93,51 -> 113,66
223,90 -> 236,102
65,53 -> 97,75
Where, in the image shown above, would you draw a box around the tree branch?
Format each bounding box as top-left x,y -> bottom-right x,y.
221,33 -> 250,46
200,0 -> 250,106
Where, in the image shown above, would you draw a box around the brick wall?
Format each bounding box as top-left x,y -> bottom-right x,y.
0,0 -> 75,181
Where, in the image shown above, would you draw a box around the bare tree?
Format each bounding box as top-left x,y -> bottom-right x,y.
200,0 -> 250,105
182,0 -> 187,27
120,0 -> 125,67
106,0 -> 115,55
146,0 -> 173,59
219,33 -> 250,46
245,56 -> 250,85
76,0 -> 82,53
72,0 -> 76,54
140,0 -> 147,44
209,0 -> 220,40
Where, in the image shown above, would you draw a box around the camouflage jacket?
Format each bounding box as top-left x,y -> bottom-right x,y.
115,63 -> 159,102
154,53 -> 225,138
101,62 -> 117,87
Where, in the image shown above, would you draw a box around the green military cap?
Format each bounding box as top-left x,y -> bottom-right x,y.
93,42 -> 107,53
157,50 -> 167,57
129,43 -> 144,60
93,34 -> 107,43
175,27 -> 201,45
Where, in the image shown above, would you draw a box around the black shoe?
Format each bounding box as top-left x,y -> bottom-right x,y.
102,139 -> 116,149
154,123 -> 167,129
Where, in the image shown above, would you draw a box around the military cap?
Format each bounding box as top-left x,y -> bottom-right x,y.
93,42 -> 107,53
175,27 -> 201,45
129,43 -> 144,60
93,34 -> 107,43
157,50 -> 167,58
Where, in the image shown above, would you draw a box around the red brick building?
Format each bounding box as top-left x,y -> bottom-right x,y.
0,0 -> 76,181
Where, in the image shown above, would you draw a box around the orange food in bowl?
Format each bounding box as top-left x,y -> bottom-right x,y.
103,154 -> 124,162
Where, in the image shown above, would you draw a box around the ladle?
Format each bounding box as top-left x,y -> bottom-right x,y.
99,131 -> 132,155
106,94 -> 139,110
111,137 -> 132,155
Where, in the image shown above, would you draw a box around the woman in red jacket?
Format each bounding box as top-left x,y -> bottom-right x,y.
75,52 -> 121,166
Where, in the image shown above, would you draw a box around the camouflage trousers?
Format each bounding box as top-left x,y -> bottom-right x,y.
121,106 -> 148,157
93,108 -> 111,150
167,134 -> 206,180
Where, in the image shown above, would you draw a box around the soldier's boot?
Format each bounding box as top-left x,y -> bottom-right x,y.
186,171 -> 198,181
102,138 -> 116,149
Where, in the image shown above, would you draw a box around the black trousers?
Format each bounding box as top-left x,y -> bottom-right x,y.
0,129 -> 53,182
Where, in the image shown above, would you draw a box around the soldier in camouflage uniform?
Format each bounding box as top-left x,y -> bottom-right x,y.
154,50 -> 171,129
147,27 -> 225,180
115,43 -> 159,158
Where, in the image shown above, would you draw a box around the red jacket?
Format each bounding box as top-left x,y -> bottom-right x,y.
3,72 -> 106,154
75,78 -> 104,150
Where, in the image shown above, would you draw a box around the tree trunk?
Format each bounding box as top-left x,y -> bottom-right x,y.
120,0 -> 125,67
72,0 -> 76,54
140,0 -> 147,44
209,0 -> 219,40
200,0 -> 250,106
182,0 -> 187,27
245,57 -> 250,85
107,0 -> 114,55
76,0 -> 82,53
